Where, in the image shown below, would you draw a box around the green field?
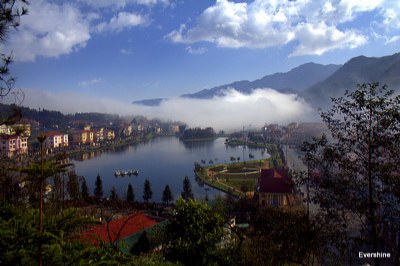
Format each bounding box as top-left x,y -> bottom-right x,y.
195,159 -> 269,196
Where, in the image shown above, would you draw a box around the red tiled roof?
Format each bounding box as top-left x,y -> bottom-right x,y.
82,212 -> 158,244
44,131 -> 65,137
259,168 -> 293,194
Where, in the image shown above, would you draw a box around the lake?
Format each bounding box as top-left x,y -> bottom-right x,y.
72,136 -> 269,202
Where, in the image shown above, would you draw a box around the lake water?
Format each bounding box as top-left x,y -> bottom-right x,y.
72,136 -> 269,202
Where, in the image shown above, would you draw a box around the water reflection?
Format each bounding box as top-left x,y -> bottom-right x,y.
181,139 -> 215,150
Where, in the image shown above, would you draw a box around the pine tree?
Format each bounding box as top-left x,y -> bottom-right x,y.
142,179 -> 153,204
110,186 -> 119,204
81,177 -> 90,203
181,176 -> 193,201
94,174 -> 103,200
126,183 -> 135,205
67,172 -> 80,201
162,184 -> 173,205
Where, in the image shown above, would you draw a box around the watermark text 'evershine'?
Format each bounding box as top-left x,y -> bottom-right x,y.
359,252 -> 390,259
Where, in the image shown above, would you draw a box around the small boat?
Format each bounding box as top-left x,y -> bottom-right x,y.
114,169 -> 139,177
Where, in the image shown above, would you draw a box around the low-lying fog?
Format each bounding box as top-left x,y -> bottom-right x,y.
17,88 -> 319,131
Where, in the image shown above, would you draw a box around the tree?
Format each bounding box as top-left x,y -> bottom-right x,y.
164,198 -> 225,265
81,177 -> 90,203
130,231 -> 150,255
299,83 -> 400,265
94,174 -> 103,200
162,184 -> 173,206
0,0 -> 28,100
110,186 -> 119,205
142,179 -> 152,204
181,176 -> 193,201
126,183 -> 134,205
67,172 -> 80,201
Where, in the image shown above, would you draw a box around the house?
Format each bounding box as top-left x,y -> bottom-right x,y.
170,125 -> 180,134
122,125 -> 132,137
104,129 -> 115,140
44,131 -> 69,149
0,134 -> 28,157
92,127 -> 105,142
91,127 -> 115,142
257,168 -> 294,207
71,129 -> 94,145
0,123 -> 30,158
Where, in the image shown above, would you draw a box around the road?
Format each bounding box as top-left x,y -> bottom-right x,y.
282,145 -> 319,214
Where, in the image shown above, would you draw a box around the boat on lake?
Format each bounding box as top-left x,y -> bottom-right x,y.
114,169 -> 139,177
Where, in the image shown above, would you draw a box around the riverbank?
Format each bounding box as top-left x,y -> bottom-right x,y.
179,136 -> 218,142
39,133 -> 156,161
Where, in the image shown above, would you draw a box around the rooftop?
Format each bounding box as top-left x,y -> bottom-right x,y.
258,168 -> 293,194
82,212 -> 158,244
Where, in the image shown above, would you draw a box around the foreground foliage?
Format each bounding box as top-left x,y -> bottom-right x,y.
298,83 -> 400,265
163,198 -> 229,266
0,202 -> 177,265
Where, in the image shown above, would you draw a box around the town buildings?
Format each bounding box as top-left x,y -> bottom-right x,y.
43,131 -> 69,149
0,122 -> 31,158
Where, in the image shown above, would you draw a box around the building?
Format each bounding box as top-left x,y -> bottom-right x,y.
93,127 -> 105,142
91,127 -> 115,142
44,131 -> 69,149
104,129 -> 115,140
71,129 -> 94,145
0,123 -> 30,158
170,125 -> 180,134
122,125 -> 132,137
0,134 -> 28,157
257,168 -> 294,207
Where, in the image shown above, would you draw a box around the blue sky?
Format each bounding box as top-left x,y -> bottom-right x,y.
2,0 -> 400,129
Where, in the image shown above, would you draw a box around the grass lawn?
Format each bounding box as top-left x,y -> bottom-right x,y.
223,178 -> 258,192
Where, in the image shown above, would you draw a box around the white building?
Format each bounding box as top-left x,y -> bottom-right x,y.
44,132 -> 69,149
0,134 -> 28,157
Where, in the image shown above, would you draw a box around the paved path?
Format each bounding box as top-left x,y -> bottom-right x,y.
283,145 -> 319,214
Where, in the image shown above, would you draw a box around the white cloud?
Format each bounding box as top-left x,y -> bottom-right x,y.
95,12 -> 148,33
291,22 -> 367,56
20,88 -> 317,132
78,78 -> 103,87
185,46 -> 207,55
166,0 -> 397,56
78,0 -> 170,9
120,48 -> 134,55
134,0 -> 170,6
3,0 -> 91,61
385,35 -> 400,44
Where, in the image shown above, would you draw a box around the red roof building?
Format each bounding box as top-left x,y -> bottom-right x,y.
257,168 -> 294,207
82,212 -> 158,244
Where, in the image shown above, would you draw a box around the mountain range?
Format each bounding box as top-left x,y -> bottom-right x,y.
133,52 -> 400,109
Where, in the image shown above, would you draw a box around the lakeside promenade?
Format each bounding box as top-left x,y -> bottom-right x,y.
282,144 -> 319,214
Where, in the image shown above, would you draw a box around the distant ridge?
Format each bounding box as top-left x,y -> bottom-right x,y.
181,62 -> 341,99
302,52 -> 400,109
133,98 -> 164,106
133,62 -> 341,105
133,52 -> 400,109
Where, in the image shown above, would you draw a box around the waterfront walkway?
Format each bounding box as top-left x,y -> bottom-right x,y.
282,145 -> 319,214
